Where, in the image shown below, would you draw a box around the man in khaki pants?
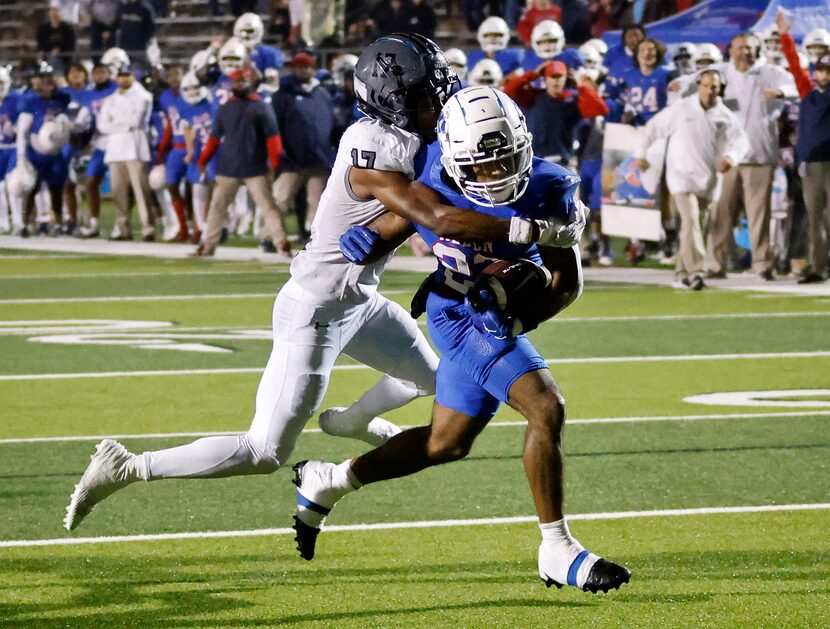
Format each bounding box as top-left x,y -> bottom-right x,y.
195,67 -> 289,256
97,66 -> 155,240
636,70 -> 749,289
705,33 -> 797,279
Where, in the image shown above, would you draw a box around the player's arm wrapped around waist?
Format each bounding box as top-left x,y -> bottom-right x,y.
508,198 -> 590,247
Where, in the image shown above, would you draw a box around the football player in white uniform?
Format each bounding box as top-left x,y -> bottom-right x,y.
64,33 -> 570,532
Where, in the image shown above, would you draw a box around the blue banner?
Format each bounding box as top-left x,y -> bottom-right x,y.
602,0 -> 767,47
751,0 -> 830,43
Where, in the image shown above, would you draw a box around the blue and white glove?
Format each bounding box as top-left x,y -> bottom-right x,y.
339,225 -> 381,264
464,285 -> 521,340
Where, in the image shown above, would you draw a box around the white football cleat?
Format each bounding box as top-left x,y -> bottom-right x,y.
317,407 -> 402,446
64,439 -> 139,531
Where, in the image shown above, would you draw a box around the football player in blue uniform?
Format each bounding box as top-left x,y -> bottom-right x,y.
60,62 -> 91,234
608,37 -> 672,126
10,63 -> 73,235
234,12 -> 284,74
0,66 -> 22,234
157,65 -> 190,240
293,86 -> 631,594
74,62 -> 117,237
467,16 -> 525,76
180,71 -> 216,240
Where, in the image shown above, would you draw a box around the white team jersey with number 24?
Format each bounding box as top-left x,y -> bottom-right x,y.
289,117 -> 422,304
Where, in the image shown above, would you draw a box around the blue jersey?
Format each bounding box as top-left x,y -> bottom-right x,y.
20,89 -> 72,135
181,99 -> 216,151
249,44 -> 284,72
60,85 -> 88,103
415,141 -> 579,295
467,48 -> 525,75
615,65 -> 672,126
0,91 -> 21,149
159,88 -> 186,143
76,82 -> 116,119
211,75 -> 234,107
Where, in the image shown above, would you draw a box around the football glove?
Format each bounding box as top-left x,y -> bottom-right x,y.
465,285 -> 522,340
339,225 -> 381,264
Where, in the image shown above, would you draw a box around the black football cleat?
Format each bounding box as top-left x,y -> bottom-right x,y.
292,514 -> 320,561
291,461 -> 320,561
580,558 -> 631,593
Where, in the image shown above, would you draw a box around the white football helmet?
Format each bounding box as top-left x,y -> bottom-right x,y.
445,48 -> 468,82
0,66 -> 10,99
803,28 -> 830,64
101,47 -> 131,75
331,53 -> 358,87
36,115 -> 72,154
148,164 -> 167,191
578,43 -> 603,70
692,43 -> 723,70
468,59 -> 503,87
438,86 -> 533,207
6,161 -> 36,198
181,71 -> 207,104
477,16 -> 510,53
531,20 -> 565,59
218,37 -> 247,74
234,12 -> 264,49
582,38 -> 608,58
671,42 -> 697,75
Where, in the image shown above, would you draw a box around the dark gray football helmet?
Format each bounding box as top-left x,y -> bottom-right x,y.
354,32 -> 459,137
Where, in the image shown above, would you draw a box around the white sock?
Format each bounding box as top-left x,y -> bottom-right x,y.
9,192 -> 23,228
539,519 -> 598,588
297,460 -> 361,528
158,189 -> 176,224
192,183 -> 208,231
0,182 -> 9,231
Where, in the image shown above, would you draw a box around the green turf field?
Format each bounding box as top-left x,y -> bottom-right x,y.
0,250 -> 828,627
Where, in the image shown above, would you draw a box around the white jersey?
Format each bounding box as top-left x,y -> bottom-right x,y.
289,117 -> 422,303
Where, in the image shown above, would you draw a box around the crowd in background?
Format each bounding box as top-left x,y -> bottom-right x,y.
0,0 -> 829,284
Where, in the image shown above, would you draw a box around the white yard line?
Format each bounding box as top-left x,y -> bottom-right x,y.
0,269 -> 280,280
2,350 -> 829,383
0,410 -> 826,445
2,503 -> 827,548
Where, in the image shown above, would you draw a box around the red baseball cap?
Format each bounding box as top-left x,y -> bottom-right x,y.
543,61 -> 568,78
292,52 -> 317,68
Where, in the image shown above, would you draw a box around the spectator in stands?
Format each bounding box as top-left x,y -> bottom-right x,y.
230,0 -> 258,17
272,52 -> 336,240
589,0 -> 616,38
635,69 -> 749,290
52,0 -> 82,25
97,66 -> 155,241
604,23 -> 644,77
195,67 -> 288,256
517,0 -> 562,45
705,32 -> 798,280
37,2 -> 77,73
117,0 -> 156,63
407,0 -> 437,40
504,60 -> 608,165
560,0 -> 591,44
371,0 -> 413,36
268,0 -> 292,44
81,0 -> 121,58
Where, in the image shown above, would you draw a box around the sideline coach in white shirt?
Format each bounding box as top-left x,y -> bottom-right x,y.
636,69 -> 749,289
705,32 -> 797,279
97,65 -> 155,240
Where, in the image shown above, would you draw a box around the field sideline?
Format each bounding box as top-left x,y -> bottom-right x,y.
0,246 -> 828,627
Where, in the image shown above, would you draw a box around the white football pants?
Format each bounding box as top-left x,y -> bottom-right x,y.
141,279 -> 438,480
